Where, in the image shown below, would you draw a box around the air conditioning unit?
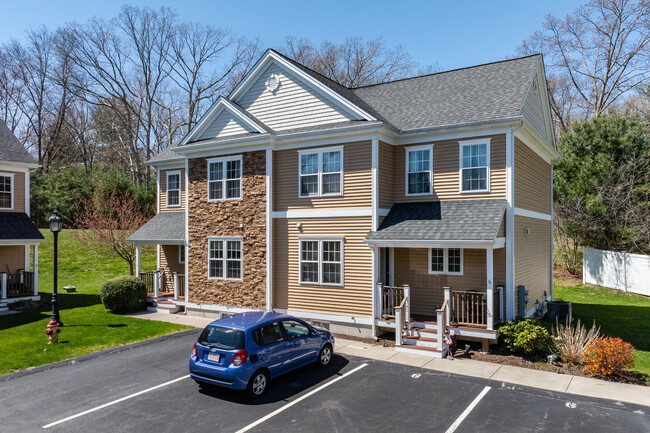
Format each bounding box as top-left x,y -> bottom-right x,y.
547,301 -> 572,323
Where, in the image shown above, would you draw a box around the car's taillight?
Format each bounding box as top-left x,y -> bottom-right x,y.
232,349 -> 247,366
191,341 -> 197,358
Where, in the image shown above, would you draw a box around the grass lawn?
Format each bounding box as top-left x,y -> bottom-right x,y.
0,230 -> 192,376
554,276 -> 650,382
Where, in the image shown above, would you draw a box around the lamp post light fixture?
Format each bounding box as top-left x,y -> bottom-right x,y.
48,208 -> 64,326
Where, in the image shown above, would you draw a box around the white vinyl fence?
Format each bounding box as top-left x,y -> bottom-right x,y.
583,247 -> 650,296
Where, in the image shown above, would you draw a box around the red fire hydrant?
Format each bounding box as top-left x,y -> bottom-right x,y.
46,319 -> 61,344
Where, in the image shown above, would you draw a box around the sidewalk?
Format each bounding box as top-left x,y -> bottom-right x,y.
130,311 -> 650,407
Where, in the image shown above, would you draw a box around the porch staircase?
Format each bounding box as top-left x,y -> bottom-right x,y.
0,301 -> 8,313
146,296 -> 181,314
395,319 -> 447,358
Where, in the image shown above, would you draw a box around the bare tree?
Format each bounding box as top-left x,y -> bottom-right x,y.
284,36 -> 422,87
520,0 -> 650,133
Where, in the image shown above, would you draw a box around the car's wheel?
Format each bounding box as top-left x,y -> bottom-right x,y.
317,344 -> 333,367
246,370 -> 269,397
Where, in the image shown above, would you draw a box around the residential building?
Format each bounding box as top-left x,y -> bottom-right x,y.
129,50 -> 559,356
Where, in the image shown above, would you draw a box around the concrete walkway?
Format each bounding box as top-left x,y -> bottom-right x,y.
127,311 -> 650,407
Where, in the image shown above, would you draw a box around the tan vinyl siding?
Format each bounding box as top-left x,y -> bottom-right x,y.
0,170 -> 24,213
159,168 -> 185,212
393,248 -> 506,316
197,111 -> 249,141
236,62 -> 353,131
378,141 -> 394,209
273,141 -> 372,212
393,134 -> 506,203
521,73 -> 548,142
273,217 -> 372,316
0,245 -> 26,273
514,138 -> 551,214
160,244 -> 184,291
515,216 -> 551,312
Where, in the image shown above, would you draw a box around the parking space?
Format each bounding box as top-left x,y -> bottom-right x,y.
1,331 -> 647,433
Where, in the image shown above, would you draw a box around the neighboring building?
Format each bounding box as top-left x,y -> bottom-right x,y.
129,50 -> 559,356
0,121 -> 44,311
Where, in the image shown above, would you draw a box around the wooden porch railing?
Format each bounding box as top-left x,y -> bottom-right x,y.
139,271 -> 156,294
380,285 -> 406,319
394,296 -> 408,345
4,271 -> 34,298
450,289 -> 488,328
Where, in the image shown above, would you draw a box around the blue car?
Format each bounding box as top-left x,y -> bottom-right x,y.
189,312 -> 335,397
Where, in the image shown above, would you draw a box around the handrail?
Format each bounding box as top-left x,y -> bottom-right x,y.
436,299 -> 448,313
397,296 -> 407,311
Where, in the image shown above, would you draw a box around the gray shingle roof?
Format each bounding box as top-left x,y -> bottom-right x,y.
148,140 -> 184,163
127,212 -> 185,243
0,213 -> 45,241
0,121 -> 37,165
352,55 -> 540,131
366,200 -> 506,242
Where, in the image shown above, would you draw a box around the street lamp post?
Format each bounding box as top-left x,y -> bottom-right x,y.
48,208 -> 63,326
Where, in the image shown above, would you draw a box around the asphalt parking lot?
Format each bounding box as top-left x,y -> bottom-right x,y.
1,330 -> 648,433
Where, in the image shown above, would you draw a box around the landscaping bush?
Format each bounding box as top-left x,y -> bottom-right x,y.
552,319 -> 600,364
583,337 -> 635,376
99,276 -> 147,313
499,318 -> 552,354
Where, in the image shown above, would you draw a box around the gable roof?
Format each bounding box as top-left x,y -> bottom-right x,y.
352,54 -> 541,131
0,213 -> 45,241
0,121 -> 37,165
365,200 -> 506,242
127,212 -> 185,244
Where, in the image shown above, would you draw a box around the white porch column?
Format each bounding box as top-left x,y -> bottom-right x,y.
403,284 -> 410,322
371,246 -> 379,339
443,287 -> 451,326
173,272 -> 179,299
32,245 -> 38,295
486,247 -> 494,330
395,306 -> 403,345
1,273 -> 6,299
153,271 -> 160,298
436,309 -> 444,351
135,244 -> 141,277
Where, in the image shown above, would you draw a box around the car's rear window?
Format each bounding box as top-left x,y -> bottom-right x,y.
198,325 -> 245,350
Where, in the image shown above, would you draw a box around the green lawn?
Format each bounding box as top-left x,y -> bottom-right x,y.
0,230 -> 192,375
554,278 -> 650,382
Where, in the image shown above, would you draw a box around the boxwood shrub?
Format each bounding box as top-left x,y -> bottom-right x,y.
499,318 -> 552,354
100,276 -> 147,313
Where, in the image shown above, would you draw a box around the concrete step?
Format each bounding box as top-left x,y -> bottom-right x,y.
146,304 -> 179,314
0,306 -> 8,313
404,327 -> 439,338
395,344 -> 446,358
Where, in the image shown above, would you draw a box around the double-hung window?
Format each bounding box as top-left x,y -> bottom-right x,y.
429,248 -> 463,275
179,245 -> 186,264
166,171 -> 181,207
0,173 -> 13,209
299,147 -> 343,197
208,156 -> 242,201
406,145 -> 433,196
459,139 -> 490,193
299,239 -> 343,286
208,238 -> 242,280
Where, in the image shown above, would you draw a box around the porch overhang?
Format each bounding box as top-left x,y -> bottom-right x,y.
364,200 -> 507,248
0,213 -> 45,245
127,212 -> 185,245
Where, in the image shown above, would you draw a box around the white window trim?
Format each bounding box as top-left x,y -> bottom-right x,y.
207,236 -> 243,281
405,144 -> 433,197
428,248 -> 464,275
459,138 -> 491,194
298,146 -> 344,198
178,245 -> 185,264
166,171 -> 181,208
0,172 -> 14,210
207,155 -> 243,202
299,237 -> 344,287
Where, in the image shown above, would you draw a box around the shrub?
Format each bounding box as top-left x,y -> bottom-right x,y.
100,276 -> 147,313
499,318 -> 552,354
553,319 -> 600,364
583,337 -> 635,376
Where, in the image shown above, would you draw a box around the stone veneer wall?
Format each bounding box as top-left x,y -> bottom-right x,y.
187,150 -> 266,308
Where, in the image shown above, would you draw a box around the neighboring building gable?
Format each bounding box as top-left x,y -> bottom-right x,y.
197,109 -> 252,141
234,61 -> 356,131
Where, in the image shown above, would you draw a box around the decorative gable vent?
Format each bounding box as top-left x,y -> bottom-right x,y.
265,73 -> 281,93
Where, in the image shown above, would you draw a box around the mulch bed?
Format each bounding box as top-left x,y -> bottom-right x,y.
455,343 -> 648,386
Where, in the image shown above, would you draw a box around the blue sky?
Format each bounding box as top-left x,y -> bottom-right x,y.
3,0 -> 584,71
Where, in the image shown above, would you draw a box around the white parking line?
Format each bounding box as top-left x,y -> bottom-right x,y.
444,386 -> 491,433
234,363 -> 368,433
42,375 -> 190,429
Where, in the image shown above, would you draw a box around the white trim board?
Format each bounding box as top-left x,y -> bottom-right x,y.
514,208 -> 552,221
273,308 -> 373,326
272,208 -> 391,219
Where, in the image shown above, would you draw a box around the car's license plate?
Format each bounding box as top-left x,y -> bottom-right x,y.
207,353 -> 220,362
